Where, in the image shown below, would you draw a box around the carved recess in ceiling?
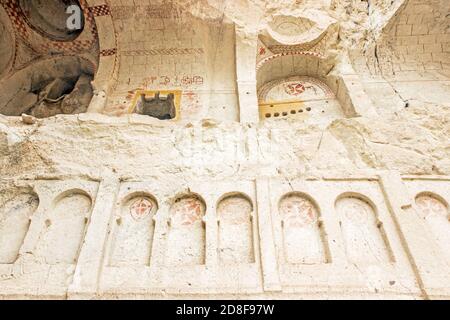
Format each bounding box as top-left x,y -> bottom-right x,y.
18,0 -> 85,42
0,0 -> 99,74
257,11 -> 338,71
0,0 -> 101,116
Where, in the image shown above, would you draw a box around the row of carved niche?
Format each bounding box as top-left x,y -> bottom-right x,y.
107,190 -> 450,268
108,192 -> 256,267
275,191 -> 449,266
1,189 -> 448,268
109,193 -> 391,266
0,189 -> 92,265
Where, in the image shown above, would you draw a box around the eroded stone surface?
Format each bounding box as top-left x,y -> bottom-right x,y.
0,0 -> 449,300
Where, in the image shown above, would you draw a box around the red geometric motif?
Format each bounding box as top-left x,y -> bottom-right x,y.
130,198 -> 154,221
1,0 -> 29,38
89,5 -> 111,17
281,198 -> 317,228
284,82 -> 306,96
100,48 -> 117,57
172,198 -> 203,226
256,51 -> 324,71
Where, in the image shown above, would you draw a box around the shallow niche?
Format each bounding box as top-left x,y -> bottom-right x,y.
415,193 -> 450,261
0,192 -> 39,264
279,193 -> 328,264
19,0 -> 85,41
109,195 -> 158,267
335,195 -> 393,265
217,194 -> 255,264
166,195 -> 206,266
258,76 -> 339,121
35,191 -> 92,265
24,73 -> 94,119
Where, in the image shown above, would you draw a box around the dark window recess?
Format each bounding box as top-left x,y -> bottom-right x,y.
135,92 -> 177,120
24,74 -> 93,118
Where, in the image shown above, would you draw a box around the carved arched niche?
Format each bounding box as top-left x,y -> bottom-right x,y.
18,0 -> 85,41
335,195 -> 393,265
279,193 -> 328,264
109,194 -> 158,267
415,193 -> 450,261
0,191 -> 39,264
258,74 -> 343,123
217,194 -> 255,264
166,195 -> 206,266
261,13 -> 337,48
35,190 -> 92,265
256,12 -> 343,123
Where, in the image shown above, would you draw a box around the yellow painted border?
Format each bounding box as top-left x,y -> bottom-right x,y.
129,90 -> 182,121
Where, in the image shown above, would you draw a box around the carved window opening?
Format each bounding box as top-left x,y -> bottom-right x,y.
130,90 -> 182,121
109,195 -> 158,267
166,195 -> 206,266
217,195 -> 255,264
415,194 -> 450,261
279,194 -> 329,264
336,195 -> 393,265
0,192 -> 39,264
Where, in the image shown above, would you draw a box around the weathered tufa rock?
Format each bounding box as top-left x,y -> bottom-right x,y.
21,113 -> 36,125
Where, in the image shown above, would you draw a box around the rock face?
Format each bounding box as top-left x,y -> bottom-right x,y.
0,0 -> 449,300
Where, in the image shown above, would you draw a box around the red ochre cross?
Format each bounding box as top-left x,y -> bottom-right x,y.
130,198 -> 153,219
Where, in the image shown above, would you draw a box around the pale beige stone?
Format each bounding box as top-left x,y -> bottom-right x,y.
0,0 -> 449,300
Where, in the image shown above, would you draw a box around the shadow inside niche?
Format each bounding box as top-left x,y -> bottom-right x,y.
135,92 -> 177,120
25,73 -> 93,118
0,57 -> 94,118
